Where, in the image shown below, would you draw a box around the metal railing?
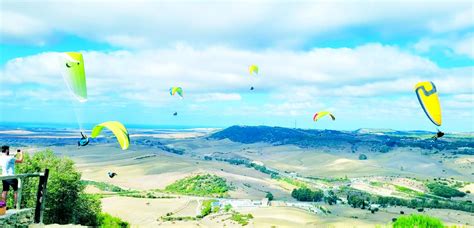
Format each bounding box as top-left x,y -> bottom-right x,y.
0,169 -> 49,224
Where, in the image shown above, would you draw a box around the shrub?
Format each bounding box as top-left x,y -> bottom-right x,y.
426,182 -> 466,198
265,192 -> 274,201
291,188 -> 324,202
393,214 -> 444,228
98,213 -> 130,227
358,154 -> 368,160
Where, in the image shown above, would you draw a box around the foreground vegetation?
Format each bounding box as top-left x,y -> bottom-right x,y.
393,214 -> 444,228
165,174 -> 231,197
12,150 -> 129,227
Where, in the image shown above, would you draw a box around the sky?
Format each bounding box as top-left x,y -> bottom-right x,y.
0,0 -> 473,131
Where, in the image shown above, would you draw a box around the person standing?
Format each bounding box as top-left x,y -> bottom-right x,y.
0,145 -> 24,206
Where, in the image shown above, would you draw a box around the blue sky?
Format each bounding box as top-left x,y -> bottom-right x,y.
1,0 -> 473,131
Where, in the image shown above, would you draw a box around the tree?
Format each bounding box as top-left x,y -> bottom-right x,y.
265,192 -> 274,201
291,188 -> 323,202
15,150 -> 102,226
358,154 -> 368,160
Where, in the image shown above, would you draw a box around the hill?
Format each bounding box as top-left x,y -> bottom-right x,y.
210,126 -> 474,155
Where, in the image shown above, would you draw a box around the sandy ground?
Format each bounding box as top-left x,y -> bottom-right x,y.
101,196 -> 192,227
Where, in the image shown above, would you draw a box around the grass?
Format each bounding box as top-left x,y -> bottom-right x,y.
165,174 -> 232,197
370,181 -> 384,187
279,177 -> 308,188
230,212 -> 253,226
392,214 -> 444,228
394,185 -> 423,197
98,212 -> 130,228
82,180 -> 126,192
199,199 -> 217,218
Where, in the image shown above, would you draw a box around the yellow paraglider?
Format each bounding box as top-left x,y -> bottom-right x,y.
414,81 -> 442,126
313,111 -> 335,122
91,121 -> 130,150
60,52 -> 87,102
249,64 -> 258,75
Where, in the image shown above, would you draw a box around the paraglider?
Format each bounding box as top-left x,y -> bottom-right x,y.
249,64 -> 258,75
108,172 -> 117,178
173,112 -> 178,116
248,65 -> 258,90
91,121 -> 130,150
313,111 -> 336,122
169,87 -> 183,98
78,132 -> 89,147
414,81 -> 444,140
60,52 -> 87,102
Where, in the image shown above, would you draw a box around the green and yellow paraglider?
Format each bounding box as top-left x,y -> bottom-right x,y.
170,86 -> 183,98
313,111 -> 335,122
414,81 -> 444,140
91,121 -> 130,150
60,52 -> 87,102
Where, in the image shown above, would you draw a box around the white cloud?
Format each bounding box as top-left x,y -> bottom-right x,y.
0,44 -> 472,126
428,7 -> 474,33
1,1 -> 471,48
453,34 -> 474,58
194,93 -> 242,102
0,11 -> 50,44
414,34 -> 474,59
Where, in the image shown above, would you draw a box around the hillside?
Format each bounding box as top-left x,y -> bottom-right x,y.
210,126 -> 474,155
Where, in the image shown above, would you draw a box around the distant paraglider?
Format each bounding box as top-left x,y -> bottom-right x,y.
414,81 -> 444,140
169,87 -> 183,98
108,172 -> 117,178
249,64 -> 258,75
91,121 -> 130,150
313,111 -> 336,122
248,64 -> 258,90
173,112 -> 178,116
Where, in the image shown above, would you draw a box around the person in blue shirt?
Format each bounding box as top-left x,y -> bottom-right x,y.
78,132 -> 89,147
1,145 -> 24,206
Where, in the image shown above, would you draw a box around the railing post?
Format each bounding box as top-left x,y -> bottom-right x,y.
16,177 -> 22,210
34,169 -> 49,224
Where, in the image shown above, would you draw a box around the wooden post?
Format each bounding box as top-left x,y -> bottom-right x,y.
34,169 -> 49,224
16,177 -> 22,210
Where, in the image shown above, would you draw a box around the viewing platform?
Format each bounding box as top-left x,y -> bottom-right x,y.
0,170 -> 49,227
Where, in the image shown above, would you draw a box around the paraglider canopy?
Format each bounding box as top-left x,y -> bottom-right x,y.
91,121 -> 130,150
414,81 -> 442,126
170,87 -> 183,98
60,52 -> 87,102
249,64 -> 258,75
313,111 -> 335,122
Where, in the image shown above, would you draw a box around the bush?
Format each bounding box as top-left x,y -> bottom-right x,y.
358,154 -> 368,160
426,182 -> 466,198
393,214 -> 444,228
265,192 -> 274,201
165,174 -> 231,197
230,212 -> 253,226
15,150 -> 102,226
98,213 -> 130,227
291,188 -> 324,202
